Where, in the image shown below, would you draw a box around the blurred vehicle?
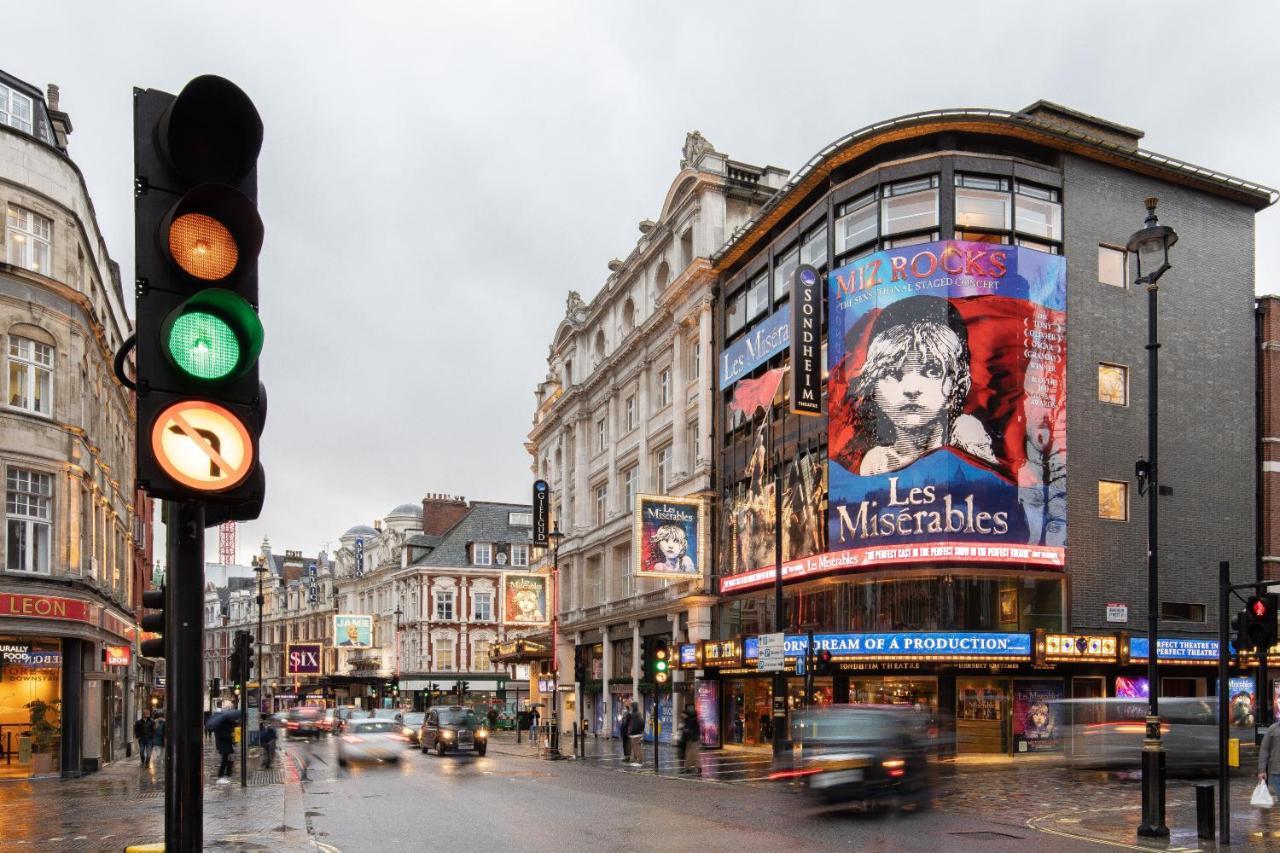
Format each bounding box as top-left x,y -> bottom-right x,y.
771,706 -> 932,809
318,708 -> 340,734
282,706 -> 323,739
338,718 -> 407,766
1054,697 -> 1217,774
399,712 -> 425,745
420,706 -> 488,756
332,706 -> 359,734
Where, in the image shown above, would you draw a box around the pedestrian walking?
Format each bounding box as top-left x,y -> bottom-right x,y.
133,711 -> 155,766
153,713 -> 166,760
678,706 -> 701,774
487,706 -> 499,733
529,706 -> 541,746
618,706 -> 632,759
259,720 -> 278,769
1260,718 -> 1280,795
626,702 -> 644,766
205,701 -> 239,783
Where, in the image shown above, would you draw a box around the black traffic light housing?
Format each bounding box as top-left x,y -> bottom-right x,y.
233,629 -> 253,683
646,638 -> 670,686
133,75 -> 266,515
574,647 -> 588,684
815,648 -> 835,677
1237,595 -> 1280,654
139,587 -> 165,658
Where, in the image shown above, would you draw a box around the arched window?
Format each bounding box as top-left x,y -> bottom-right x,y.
622,299 -> 636,335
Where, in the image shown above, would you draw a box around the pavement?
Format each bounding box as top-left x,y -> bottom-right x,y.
0,736 -> 320,851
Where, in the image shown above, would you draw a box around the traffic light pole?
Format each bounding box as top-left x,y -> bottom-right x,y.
1217,561 -> 1230,846
166,501 -> 205,853
239,636 -> 248,788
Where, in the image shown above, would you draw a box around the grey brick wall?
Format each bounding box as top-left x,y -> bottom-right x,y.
1063,154 -> 1258,636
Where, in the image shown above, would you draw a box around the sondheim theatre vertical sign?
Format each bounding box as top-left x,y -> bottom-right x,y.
790,264 -> 822,415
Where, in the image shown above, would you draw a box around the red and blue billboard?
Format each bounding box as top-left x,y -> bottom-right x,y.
827,240 -> 1066,570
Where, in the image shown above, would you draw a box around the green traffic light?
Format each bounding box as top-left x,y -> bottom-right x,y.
169,311 -> 240,379
655,660 -> 667,672
161,288 -> 263,383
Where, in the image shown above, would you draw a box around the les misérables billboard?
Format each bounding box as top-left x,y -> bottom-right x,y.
827,240 -> 1066,569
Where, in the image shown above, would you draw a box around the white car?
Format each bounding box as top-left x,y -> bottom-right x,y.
338,718 -> 406,766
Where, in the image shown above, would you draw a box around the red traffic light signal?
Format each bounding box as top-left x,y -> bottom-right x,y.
1254,598 -> 1270,618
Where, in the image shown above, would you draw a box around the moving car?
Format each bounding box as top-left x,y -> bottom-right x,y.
1054,697 -> 1217,774
338,718 -> 407,766
420,706 -> 489,756
771,706 -> 932,809
282,706 -> 323,739
318,709 -> 340,734
399,712 -> 425,745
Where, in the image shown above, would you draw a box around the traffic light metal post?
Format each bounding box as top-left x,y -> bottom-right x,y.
165,501 -> 205,853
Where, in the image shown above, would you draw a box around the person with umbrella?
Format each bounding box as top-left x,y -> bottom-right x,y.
205,701 -> 239,783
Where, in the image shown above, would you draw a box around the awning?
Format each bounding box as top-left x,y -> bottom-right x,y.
401,675 -> 508,692
489,637 -> 552,664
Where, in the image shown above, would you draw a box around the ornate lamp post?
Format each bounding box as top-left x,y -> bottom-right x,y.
548,526 -> 565,758
253,557 -> 267,710
1128,196 -> 1177,839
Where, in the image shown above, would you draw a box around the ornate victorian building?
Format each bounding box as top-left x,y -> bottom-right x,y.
526,133 -> 785,736
0,70 -> 146,777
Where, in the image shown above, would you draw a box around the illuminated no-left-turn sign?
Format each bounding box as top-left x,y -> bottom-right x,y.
150,400 -> 254,492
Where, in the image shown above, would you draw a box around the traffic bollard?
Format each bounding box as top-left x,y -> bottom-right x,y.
1194,783 -> 1214,840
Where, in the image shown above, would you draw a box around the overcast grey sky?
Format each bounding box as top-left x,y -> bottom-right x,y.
8,1 -> 1279,564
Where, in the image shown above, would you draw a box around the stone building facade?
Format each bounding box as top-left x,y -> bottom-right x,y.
526,133 -> 785,736
0,70 -> 146,777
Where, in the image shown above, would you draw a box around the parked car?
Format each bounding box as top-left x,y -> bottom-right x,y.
282,706 -> 323,739
420,706 -> 488,756
771,706 -> 933,809
399,712 -> 426,745
338,718 -> 406,766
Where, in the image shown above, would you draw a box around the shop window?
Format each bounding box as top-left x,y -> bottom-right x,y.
881,176 -> 938,236
1099,245 -> 1128,287
6,468 -> 51,573
1160,602 -> 1206,623
1097,363 -> 1128,406
1014,181 -> 1062,243
726,291 -> 746,337
772,244 -> 798,303
1098,480 -> 1128,521
745,272 -> 769,321
835,192 -> 878,258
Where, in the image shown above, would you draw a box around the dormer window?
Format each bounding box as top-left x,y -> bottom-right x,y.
473,542 -> 492,566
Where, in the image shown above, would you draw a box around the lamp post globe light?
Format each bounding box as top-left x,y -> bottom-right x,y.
1128,197 -> 1177,839
548,526 -> 565,758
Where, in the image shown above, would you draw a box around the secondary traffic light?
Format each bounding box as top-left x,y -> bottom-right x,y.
574,647 -> 588,684
233,629 -> 253,681
815,648 -> 835,677
1236,595 -> 1280,653
139,587 -> 166,658
649,639 -> 670,685
133,75 -> 266,518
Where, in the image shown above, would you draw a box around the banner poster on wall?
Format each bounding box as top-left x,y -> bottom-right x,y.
635,495 -> 705,579
783,450 -> 827,562
695,679 -> 721,748
1012,679 -> 1064,753
827,240 -> 1067,570
502,574 -> 549,625
1228,675 -> 1256,727
332,614 -> 372,648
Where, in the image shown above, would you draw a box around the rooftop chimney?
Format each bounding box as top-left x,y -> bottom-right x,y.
422,494 -> 469,536
45,83 -> 72,152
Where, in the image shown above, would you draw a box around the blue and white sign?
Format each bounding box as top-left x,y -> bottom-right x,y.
742,636 -> 760,660
783,632 -> 1031,658
1130,636 -> 1220,661
308,561 -> 317,578
354,538 -> 365,577
719,304 -> 790,390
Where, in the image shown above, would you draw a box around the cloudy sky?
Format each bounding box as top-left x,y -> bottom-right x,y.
8,1 -> 1279,564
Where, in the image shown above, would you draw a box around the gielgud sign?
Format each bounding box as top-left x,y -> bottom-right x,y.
827,240 -> 1066,569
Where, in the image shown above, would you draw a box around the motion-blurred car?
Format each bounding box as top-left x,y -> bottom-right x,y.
771,706 -> 932,809
317,708 -> 340,734
282,707 -> 323,739
399,712 -> 425,745
420,706 -> 488,756
338,718 -> 407,766
1054,697 -> 1216,774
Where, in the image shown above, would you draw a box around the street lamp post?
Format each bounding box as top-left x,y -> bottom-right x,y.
1128,196 -> 1178,840
548,527 -> 565,758
253,558 -> 267,712
393,604 -> 403,693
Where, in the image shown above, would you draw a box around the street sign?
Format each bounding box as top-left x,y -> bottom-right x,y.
757,632 -> 785,672
794,655 -> 805,676
1106,602 -> 1128,622
150,400 -> 254,492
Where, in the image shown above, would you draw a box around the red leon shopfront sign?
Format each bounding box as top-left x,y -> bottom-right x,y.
105,644 -> 131,666
0,593 -> 96,623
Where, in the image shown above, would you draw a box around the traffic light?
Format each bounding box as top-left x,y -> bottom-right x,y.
815,648 -> 835,677
574,647 -> 588,684
133,75 -> 266,519
233,629 -> 253,684
1236,595 -> 1280,653
139,587 -> 165,657
650,639 -> 670,685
